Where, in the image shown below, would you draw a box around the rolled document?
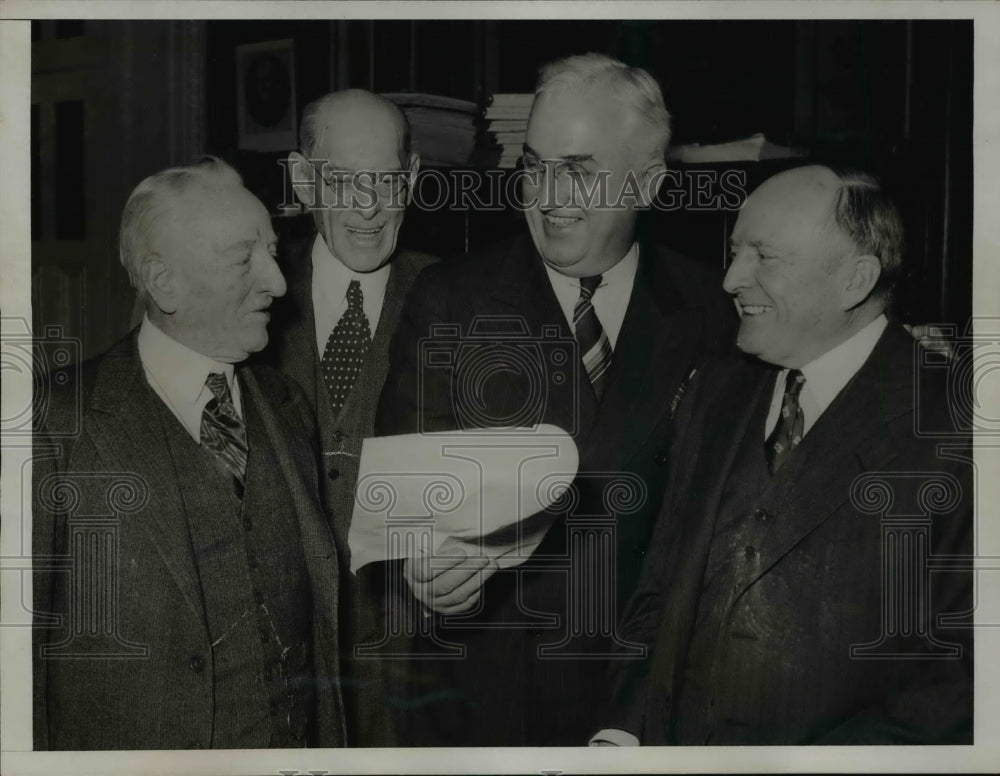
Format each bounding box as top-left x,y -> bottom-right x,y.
348,425 -> 578,573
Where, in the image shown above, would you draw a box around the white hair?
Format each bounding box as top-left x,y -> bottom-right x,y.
535,52 -> 672,160
118,156 -> 243,291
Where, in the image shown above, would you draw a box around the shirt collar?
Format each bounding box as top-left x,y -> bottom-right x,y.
311,233 -> 392,304
799,313 -> 889,411
542,242 -> 639,291
137,314 -> 235,411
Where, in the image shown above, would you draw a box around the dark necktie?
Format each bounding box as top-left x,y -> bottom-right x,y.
200,372 -> 248,496
765,369 -> 806,475
321,279 -> 372,417
574,274 -> 613,400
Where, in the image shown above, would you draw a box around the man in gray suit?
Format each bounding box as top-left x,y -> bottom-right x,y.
32,158 -> 346,749
263,89 -> 436,745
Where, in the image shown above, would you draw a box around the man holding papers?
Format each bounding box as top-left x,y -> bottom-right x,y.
374,53 -> 734,745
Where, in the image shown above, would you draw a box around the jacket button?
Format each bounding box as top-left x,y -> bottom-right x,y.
654,450 -> 669,465
328,468 -> 340,481
269,700 -> 279,716
753,507 -> 768,522
744,546 -> 757,560
242,516 -> 252,531
188,742 -> 202,749
189,654 -> 204,673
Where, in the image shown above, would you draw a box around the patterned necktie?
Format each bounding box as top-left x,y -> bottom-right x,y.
765,369 -> 806,475
321,279 -> 372,417
574,274 -> 613,400
200,372 -> 248,497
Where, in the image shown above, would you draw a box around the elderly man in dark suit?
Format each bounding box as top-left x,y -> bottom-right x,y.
32,158 -> 346,750
599,164 -> 973,745
262,89 -> 435,745
374,53 -> 735,746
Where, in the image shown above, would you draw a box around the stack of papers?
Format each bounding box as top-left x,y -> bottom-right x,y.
667,133 -> 807,163
383,92 -> 479,167
484,93 -> 533,168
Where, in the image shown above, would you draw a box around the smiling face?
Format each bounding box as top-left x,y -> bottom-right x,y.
723,166 -> 863,368
307,95 -> 416,272
522,87 -> 656,278
150,184 -> 285,363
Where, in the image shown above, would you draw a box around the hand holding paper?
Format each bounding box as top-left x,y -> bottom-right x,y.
348,425 -> 579,575
404,540 -> 501,614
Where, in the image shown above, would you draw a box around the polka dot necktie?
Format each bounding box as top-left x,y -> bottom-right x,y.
200,372 -> 248,498
321,279 -> 372,418
574,274 -> 613,400
765,369 -> 806,475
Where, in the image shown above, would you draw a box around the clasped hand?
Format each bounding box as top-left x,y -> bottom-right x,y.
403,543 -> 500,615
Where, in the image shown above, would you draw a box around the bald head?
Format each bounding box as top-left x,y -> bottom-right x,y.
723,163 -> 902,368
300,89 -> 410,167
289,89 -> 419,272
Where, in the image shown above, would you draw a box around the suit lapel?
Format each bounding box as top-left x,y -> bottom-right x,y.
276,236 -> 321,410
239,366 -> 347,743
484,238 -> 597,439
582,242 -> 708,469
744,324 -> 914,589
650,359 -> 772,694
84,335 -> 205,622
336,252 -> 417,433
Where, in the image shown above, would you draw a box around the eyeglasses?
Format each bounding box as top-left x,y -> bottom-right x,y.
519,156 -> 599,186
310,162 -> 411,206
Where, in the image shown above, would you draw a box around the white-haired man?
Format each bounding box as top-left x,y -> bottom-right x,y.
375,53 -> 735,745
33,158 -> 346,749
598,165 -> 973,745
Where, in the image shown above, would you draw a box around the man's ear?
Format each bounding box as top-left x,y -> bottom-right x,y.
841,254 -> 882,310
639,159 -> 668,208
404,152 -> 421,207
287,151 -> 317,208
141,255 -> 178,314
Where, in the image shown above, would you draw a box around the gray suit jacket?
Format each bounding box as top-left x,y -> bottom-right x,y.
32,333 -> 347,750
260,232 -> 437,745
263,234 -> 437,556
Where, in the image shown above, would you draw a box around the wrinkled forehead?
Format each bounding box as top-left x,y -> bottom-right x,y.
735,168 -> 842,239
527,86 -> 648,158
155,183 -> 274,251
315,105 -> 407,169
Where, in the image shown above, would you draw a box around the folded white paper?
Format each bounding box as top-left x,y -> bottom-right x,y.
348,425 -> 578,573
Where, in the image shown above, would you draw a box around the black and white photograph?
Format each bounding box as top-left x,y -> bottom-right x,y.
1,2 -> 999,774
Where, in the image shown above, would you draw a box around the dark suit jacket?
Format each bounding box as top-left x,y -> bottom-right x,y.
32,333 -> 347,750
609,323 -> 974,744
375,232 -> 736,745
260,232 -> 436,745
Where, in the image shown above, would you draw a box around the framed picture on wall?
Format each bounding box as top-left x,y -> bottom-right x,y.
236,38 -> 297,151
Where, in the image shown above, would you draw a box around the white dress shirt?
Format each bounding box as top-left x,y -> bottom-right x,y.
311,235 -> 391,356
764,314 -> 888,439
137,314 -> 243,443
543,242 -> 639,349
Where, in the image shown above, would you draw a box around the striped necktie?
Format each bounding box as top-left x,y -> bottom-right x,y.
321,279 -> 372,418
765,369 -> 806,475
574,274 -> 613,400
200,372 -> 248,498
